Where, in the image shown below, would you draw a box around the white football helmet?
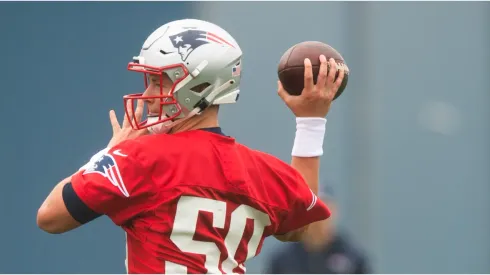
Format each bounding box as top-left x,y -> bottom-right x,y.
124,19 -> 242,133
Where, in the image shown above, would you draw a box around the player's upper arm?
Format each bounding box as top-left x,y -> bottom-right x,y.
274,167 -> 331,242
37,175 -> 90,234
67,140 -> 156,226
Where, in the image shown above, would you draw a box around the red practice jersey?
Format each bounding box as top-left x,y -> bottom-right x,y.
67,127 -> 330,274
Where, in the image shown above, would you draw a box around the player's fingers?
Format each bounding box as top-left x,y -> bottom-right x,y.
316,55 -> 328,89
328,64 -> 345,100
277,80 -> 291,103
327,58 -> 337,85
122,99 -> 133,128
334,64 -> 346,89
303,58 -> 314,94
109,110 -> 121,133
134,99 -> 145,123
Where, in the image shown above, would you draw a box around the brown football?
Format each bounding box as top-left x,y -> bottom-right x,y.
277,41 -> 349,99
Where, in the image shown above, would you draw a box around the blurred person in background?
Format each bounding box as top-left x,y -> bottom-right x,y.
267,185 -> 370,274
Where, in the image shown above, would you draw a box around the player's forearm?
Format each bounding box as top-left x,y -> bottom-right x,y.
290,117 -> 326,194
290,156 -> 325,242
289,118 -> 327,242
274,156 -> 322,243
291,156 -> 320,194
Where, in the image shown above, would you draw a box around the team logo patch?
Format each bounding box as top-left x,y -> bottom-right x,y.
83,152 -> 130,197
169,29 -> 234,62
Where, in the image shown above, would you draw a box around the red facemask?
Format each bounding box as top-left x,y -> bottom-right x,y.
124,61 -> 190,130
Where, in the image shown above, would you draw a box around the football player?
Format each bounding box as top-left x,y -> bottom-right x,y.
37,19 -> 345,274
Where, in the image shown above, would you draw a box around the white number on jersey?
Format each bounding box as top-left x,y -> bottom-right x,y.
167,196 -> 272,273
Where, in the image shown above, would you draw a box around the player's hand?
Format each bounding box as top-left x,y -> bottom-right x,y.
107,99 -> 149,148
278,55 -> 345,118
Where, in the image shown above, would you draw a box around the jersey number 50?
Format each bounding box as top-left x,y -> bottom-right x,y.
167,196 -> 272,273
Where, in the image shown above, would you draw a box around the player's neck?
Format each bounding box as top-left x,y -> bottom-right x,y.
169,107 -> 219,134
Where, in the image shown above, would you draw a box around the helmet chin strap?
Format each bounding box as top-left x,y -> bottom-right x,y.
148,79 -> 235,134
147,116 -> 172,134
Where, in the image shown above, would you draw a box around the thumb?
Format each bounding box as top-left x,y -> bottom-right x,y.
277,80 -> 291,103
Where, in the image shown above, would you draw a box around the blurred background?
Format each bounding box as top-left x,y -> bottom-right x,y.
1,1 -> 489,273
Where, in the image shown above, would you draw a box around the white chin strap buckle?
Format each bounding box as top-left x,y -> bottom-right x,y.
147,116 -> 172,134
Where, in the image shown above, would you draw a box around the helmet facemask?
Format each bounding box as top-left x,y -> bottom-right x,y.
124,61 -> 190,134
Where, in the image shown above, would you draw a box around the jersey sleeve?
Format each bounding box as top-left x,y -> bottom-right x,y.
275,169 -> 331,235
68,140 -> 155,225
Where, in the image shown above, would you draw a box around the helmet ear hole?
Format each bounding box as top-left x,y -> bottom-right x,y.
190,82 -> 211,93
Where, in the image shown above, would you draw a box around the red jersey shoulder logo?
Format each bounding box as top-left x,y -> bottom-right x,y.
83,152 -> 130,197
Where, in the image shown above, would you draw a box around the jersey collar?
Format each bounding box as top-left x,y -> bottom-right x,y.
199,127 -> 226,136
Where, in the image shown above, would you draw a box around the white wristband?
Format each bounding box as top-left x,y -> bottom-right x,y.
291,117 -> 327,157
79,147 -> 109,171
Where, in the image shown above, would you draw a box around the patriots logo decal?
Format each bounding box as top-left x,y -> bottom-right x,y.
83,152 -> 130,197
169,29 -> 234,61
